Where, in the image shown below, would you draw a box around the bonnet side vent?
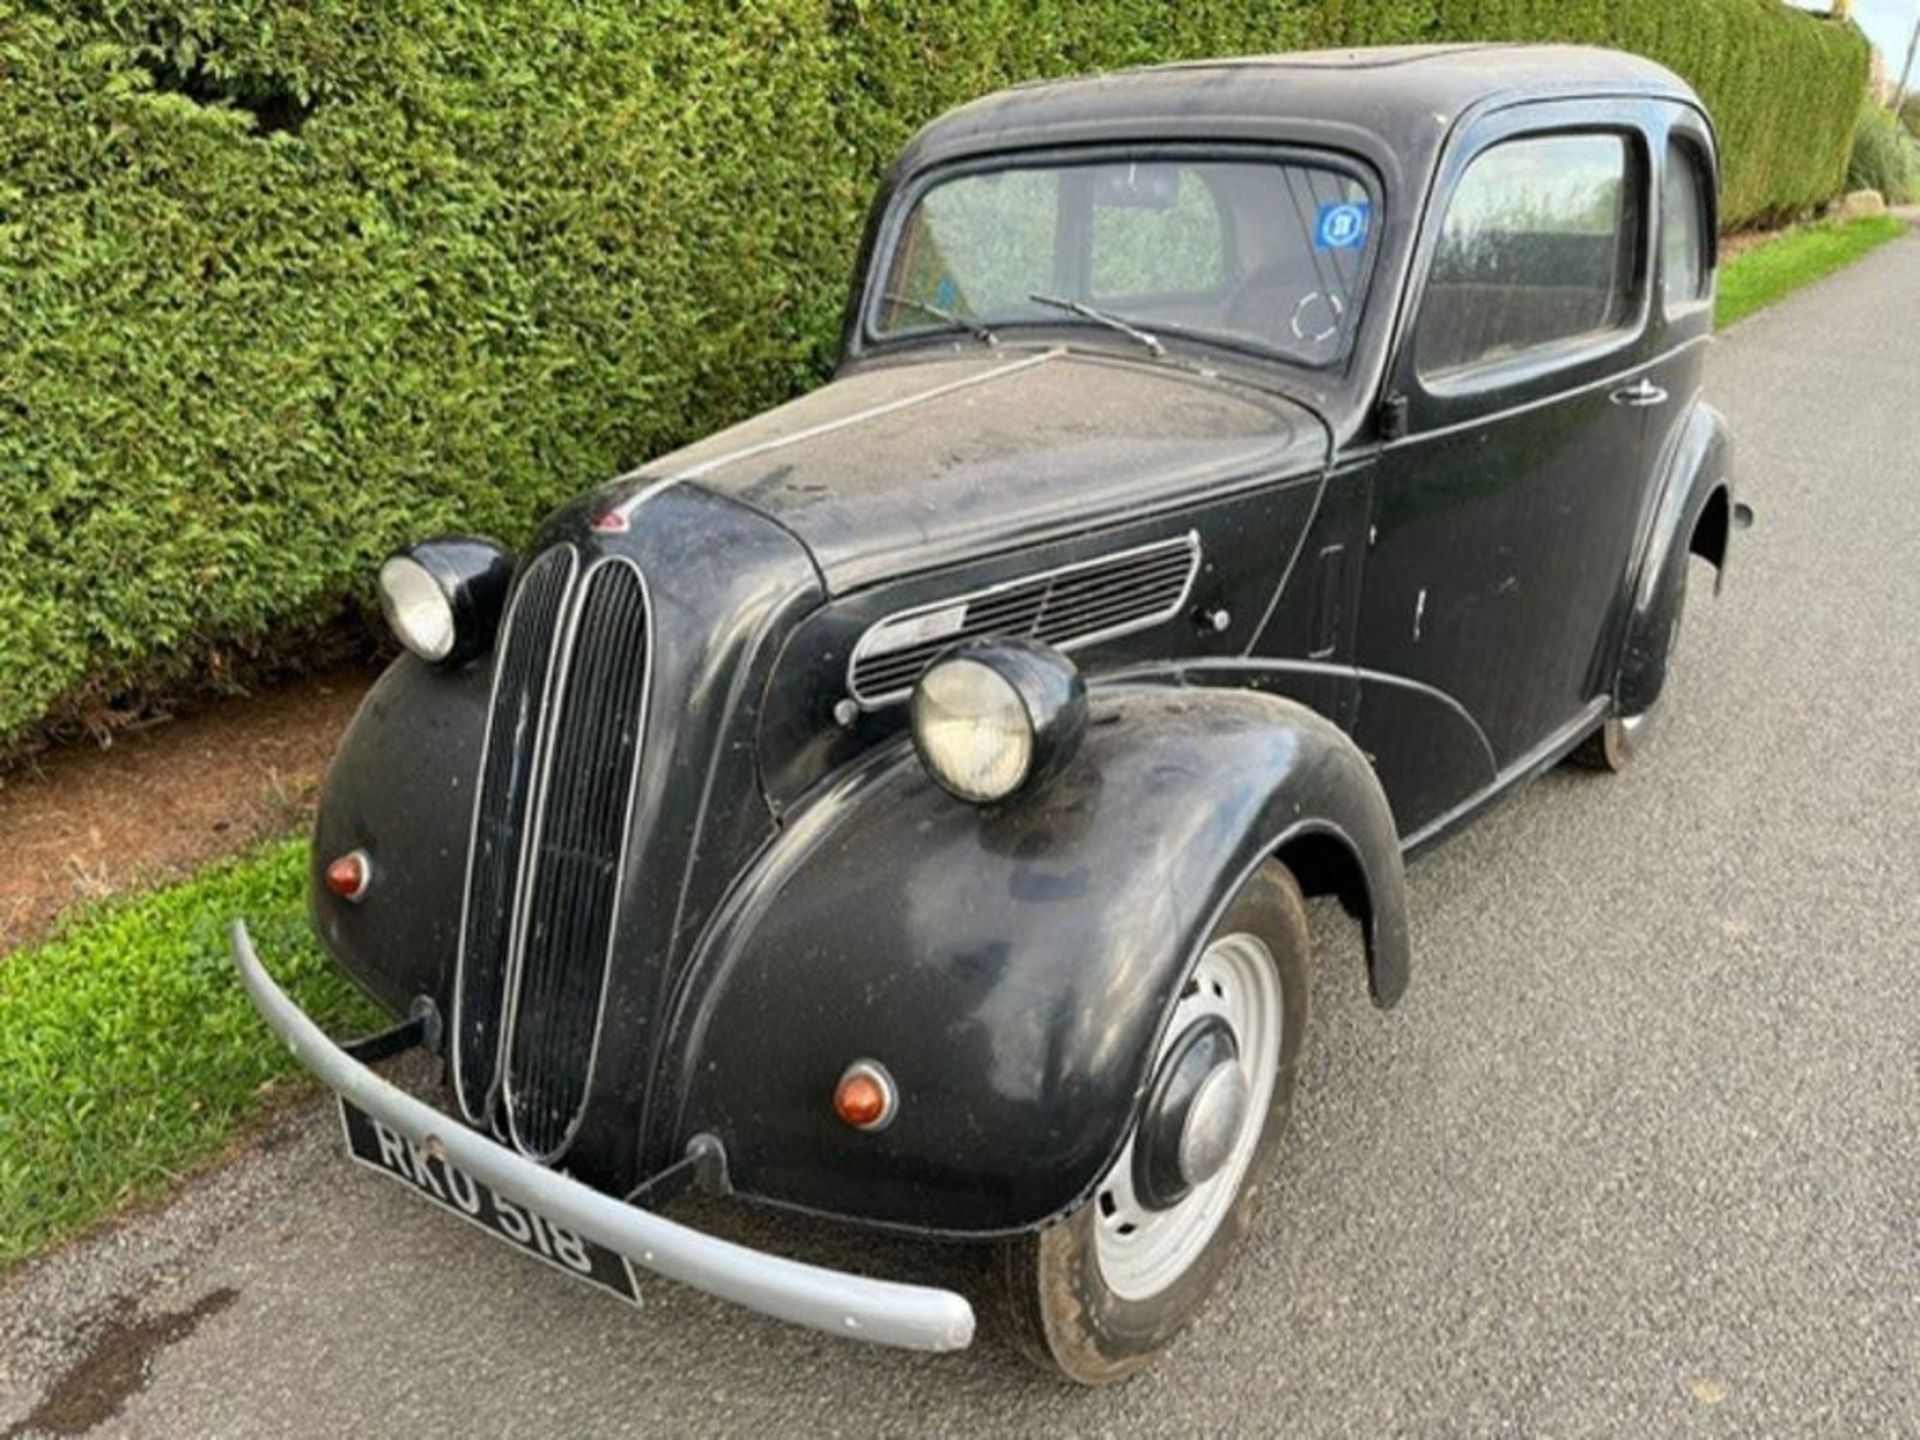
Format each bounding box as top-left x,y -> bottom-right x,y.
848,532 -> 1200,705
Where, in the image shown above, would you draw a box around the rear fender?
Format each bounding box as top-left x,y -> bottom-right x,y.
1619,397 -> 1734,715
665,684 -> 1408,1235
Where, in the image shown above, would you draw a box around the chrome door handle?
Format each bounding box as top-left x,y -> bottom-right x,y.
1609,379 -> 1668,408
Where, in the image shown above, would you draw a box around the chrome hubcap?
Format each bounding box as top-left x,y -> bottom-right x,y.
1178,1061 -> 1249,1187
1093,932 -> 1281,1301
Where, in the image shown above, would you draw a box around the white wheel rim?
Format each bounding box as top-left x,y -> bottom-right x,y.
1092,932 -> 1282,1302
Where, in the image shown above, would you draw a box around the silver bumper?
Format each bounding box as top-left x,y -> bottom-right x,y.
230,922 -> 976,1353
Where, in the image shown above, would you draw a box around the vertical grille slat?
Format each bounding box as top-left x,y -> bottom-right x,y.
848,532 -> 1201,704
452,546 -> 576,1124
452,546 -> 650,1162
504,559 -> 650,1160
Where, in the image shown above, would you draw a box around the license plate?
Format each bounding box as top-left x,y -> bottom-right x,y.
339,1098 -> 640,1307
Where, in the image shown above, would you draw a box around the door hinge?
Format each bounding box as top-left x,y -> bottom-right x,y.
1378,392 -> 1409,442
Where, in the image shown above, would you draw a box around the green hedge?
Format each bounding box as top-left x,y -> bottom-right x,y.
0,1 -> 1867,748
1850,97 -> 1920,204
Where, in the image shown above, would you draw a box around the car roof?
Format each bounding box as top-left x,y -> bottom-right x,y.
893,44 -> 1701,180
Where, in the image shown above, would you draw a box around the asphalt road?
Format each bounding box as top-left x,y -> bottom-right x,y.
7,229 -> 1920,1437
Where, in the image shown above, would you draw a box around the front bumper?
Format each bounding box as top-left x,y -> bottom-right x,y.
230,921 -> 976,1353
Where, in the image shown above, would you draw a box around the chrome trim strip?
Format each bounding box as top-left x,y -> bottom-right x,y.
451,543 -> 580,1127
231,923 -> 976,1352
847,530 -> 1203,708
499,554 -> 654,1164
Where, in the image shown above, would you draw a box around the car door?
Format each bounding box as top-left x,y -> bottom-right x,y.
1352,102 -> 1662,837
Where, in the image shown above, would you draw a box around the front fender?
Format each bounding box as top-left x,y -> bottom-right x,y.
1619,397 -> 1734,715
311,654 -> 491,1016
666,684 -> 1407,1236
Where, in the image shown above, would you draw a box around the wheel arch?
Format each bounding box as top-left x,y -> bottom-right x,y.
664,683 -> 1409,1236
1618,397 -> 1735,715
1273,821 -> 1393,1004
1689,479 -> 1732,587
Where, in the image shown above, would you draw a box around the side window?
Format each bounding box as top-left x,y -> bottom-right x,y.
1416,132 -> 1642,380
1662,141 -> 1710,309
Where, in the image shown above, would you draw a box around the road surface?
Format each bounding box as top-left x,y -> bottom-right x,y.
6,228 -> 1920,1437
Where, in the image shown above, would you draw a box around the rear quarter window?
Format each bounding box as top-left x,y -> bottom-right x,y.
1662,140 -> 1711,309
1416,132 -> 1642,380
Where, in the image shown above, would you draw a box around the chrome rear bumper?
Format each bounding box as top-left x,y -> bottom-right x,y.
230,921 -> 975,1353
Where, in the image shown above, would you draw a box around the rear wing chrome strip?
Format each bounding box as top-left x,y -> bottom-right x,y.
229,921 -> 976,1353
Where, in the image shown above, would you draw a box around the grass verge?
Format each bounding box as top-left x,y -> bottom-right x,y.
0,841 -> 377,1266
1717,214 -> 1910,328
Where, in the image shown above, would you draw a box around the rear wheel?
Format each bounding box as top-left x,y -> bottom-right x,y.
1572,697 -> 1662,772
993,860 -> 1312,1384
1574,572 -> 1689,773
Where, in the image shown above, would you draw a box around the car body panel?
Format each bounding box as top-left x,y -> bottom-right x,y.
1360,370 -> 1653,780
605,350 -> 1327,594
665,685 -> 1405,1234
754,473 -> 1328,807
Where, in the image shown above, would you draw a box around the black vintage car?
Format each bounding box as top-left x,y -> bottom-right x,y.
234,44 -> 1738,1382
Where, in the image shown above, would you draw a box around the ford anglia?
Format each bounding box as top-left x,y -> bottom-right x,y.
233,44 -> 1740,1382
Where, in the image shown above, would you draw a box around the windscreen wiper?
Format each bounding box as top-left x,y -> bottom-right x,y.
881,292 -> 997,345
1026,293 -> 1165,358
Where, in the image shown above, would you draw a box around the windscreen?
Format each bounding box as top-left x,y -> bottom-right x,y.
874,156 -> 1376,367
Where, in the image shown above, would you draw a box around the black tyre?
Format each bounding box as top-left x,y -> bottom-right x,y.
993,859 -> 1312,1385
1571,700 -> 1663,772
1573,570 -> 1690,773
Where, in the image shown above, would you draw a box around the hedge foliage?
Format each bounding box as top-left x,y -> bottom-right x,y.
1849,97 -> 1920,204
0,1 -> 1867,748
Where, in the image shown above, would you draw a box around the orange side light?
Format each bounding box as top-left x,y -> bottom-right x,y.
324,850 -> 372,903
832,1061 -> 896,1132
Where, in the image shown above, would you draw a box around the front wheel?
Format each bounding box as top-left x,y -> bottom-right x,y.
993,859 -> 1312,1384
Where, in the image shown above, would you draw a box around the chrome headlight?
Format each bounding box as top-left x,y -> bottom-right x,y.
909,639 -> 1087,804
377,537 -> 514,665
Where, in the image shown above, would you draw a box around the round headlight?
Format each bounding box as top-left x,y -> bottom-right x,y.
377,537 -> 514,666
379,555 -> 456,661
909,639 -> 1087,804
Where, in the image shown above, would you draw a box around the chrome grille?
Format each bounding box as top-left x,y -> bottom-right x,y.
452,545 -> 576,1125
848,533 -> 1200,704
504,559 -> 650,1159
451,546 -> 652,1162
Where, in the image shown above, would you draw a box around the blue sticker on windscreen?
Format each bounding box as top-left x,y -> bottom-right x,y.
935,275 -> 959,309
1315,201 -> 1370,251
